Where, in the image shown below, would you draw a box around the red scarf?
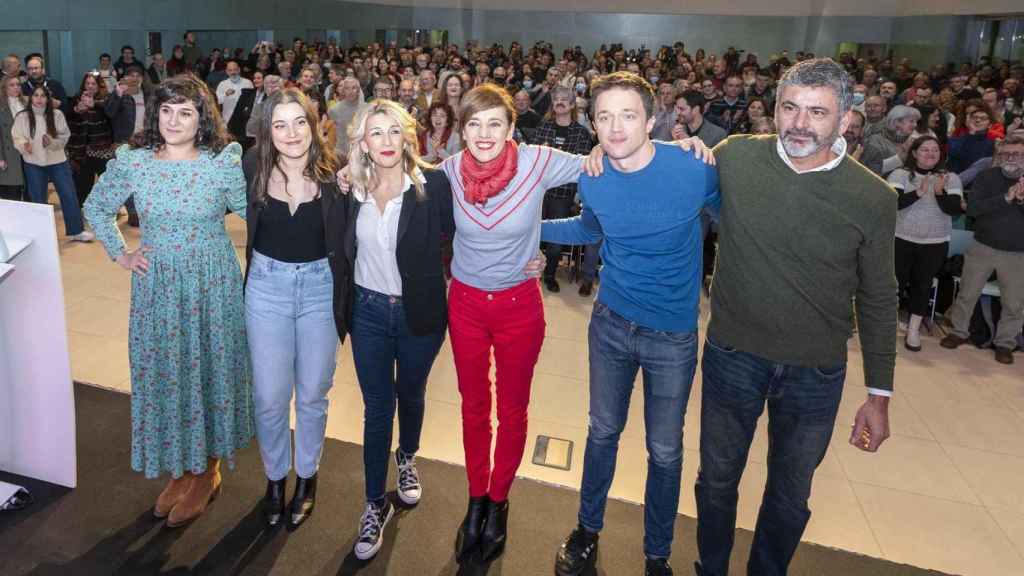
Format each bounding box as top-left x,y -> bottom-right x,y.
459,140 -> 519,205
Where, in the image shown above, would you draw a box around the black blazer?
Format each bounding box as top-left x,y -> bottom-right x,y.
343,169 -> 455,336
228,88 -> 257,143
241,151 -> 352,340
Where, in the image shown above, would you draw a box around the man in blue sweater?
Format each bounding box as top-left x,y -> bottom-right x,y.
546,72 -> 719,576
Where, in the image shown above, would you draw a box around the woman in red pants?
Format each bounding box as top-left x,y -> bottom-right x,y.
438,85 -> 590,562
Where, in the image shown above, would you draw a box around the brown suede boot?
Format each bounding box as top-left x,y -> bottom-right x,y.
153,474 -> 194,519
166,458 -> 222,528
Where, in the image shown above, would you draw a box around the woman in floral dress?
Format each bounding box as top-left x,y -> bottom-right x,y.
84,75 -> 252,528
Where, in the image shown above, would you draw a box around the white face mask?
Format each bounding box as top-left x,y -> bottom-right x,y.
229,74 -> 241,83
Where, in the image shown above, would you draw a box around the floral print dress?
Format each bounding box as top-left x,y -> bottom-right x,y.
84,142 -> 254,479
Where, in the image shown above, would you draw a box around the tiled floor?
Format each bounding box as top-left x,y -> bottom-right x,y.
50,212 -> 1024,576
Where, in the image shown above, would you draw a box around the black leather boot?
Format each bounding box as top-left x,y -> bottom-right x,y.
263,477 -> 287,527
455,495 -> 489,561
287,473 -> 317,528
480,498 -> 509,562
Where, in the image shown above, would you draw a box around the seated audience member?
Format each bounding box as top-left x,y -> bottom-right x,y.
941,134 -> 1024,365
650,80 -> 677,141
948,106 -> 997,174
419,101 -> 460,163
845,109 -> 866,161
513,89 -> 542,141
863,94 -> 888,137
671,90 -> 727,148
732,96 -> 768,134
706,74 -> 747,133
886,135 -> 963,351
861,105 -> 920,177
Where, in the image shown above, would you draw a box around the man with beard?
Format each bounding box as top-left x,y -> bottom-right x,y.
844,109 -> 866,161
940,133 -> 1024,365
695,58 -> 896,576
528,85 -> 596,294
879,79 -> 899,108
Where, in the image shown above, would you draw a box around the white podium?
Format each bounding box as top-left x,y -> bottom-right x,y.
0,199 -> 77,489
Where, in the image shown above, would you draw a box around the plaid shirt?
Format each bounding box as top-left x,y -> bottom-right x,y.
527,120 -> 594,200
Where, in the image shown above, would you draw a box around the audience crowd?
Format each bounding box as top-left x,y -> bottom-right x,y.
3,26 -> 1024,576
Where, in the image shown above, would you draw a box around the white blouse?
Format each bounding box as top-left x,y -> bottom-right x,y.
354,170 -> 424,296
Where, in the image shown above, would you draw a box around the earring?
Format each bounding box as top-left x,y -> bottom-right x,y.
363,152 -> 370,164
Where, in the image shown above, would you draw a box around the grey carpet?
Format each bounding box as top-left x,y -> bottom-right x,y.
0,383 -> 951,576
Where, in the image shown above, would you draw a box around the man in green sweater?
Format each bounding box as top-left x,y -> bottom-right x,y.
695,58 -> 897,576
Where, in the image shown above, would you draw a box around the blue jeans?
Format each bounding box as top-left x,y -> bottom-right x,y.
578,301 -> 698,559
351,285 -> 445,503
23,161 -> 84,235
695,336 -> 845,576
245,252 -> 339,481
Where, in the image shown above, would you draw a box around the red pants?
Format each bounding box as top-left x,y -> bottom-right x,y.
448,277 -> 546,502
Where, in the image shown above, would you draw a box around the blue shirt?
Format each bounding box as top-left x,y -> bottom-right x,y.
541,143 -> 720,332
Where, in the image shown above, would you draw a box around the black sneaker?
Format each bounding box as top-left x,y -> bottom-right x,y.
645,557 -> 673,575
353,500 -> 395,560
395,451 -> 421,505
554,526 -> 599,576
578,280 -> 593,297
544,276 -> 561,293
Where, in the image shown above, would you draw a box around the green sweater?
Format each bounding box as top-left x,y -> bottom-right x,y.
709,135 -> 898,392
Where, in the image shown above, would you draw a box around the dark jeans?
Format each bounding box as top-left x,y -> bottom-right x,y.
72,156 -> 109,206
24,161 -> 84,235
542,194 -> 575,279
895,237 -> 948,317
578,301 -> 698,559
696,336 -> 845,576
350,285 -> 445,504
581,238 -> 602,283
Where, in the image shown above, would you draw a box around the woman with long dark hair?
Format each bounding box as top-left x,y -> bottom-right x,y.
886,135 -> 963,351
12,84 -> 92,241
242,87 -> 346,529
83,74 -> 252,528
67,72 -> 114,205
167,45 -> 188,77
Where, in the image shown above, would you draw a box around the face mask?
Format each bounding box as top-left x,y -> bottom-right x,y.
1001,162 -> 1023,180
575,83 -> 587,94
522,79 -> 534,90
649,76 -> 659,84
853,93 -> 865,105
230,75 -> 241,83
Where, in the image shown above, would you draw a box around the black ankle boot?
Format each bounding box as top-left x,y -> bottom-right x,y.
480,498 -> 509,562
455,495 -> 489,561
263,477 -> 287,527
288,473 -> 317,528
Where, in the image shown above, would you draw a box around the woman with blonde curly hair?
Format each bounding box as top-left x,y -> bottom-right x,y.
344,99 -> 455,560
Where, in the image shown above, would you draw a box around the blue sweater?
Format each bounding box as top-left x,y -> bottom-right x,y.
541,143 -> 720,332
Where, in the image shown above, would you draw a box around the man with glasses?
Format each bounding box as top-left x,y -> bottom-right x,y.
941,134 -> 1024,364
949,109 -> 996,173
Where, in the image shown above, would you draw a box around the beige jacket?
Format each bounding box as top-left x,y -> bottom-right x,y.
11,107 -> 70,166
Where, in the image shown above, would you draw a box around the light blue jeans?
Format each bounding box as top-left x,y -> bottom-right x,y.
245,251 -> 339,481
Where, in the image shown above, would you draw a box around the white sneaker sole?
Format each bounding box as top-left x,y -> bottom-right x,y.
397,487 -> 421,506
353,505 -> 395,561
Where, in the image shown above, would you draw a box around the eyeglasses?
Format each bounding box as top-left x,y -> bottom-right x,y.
997,151 -> 1024,161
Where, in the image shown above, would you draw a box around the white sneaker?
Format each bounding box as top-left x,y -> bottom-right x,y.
353,500 -> 395,560
71,231 -> 95,242
395,451 -> 422,505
